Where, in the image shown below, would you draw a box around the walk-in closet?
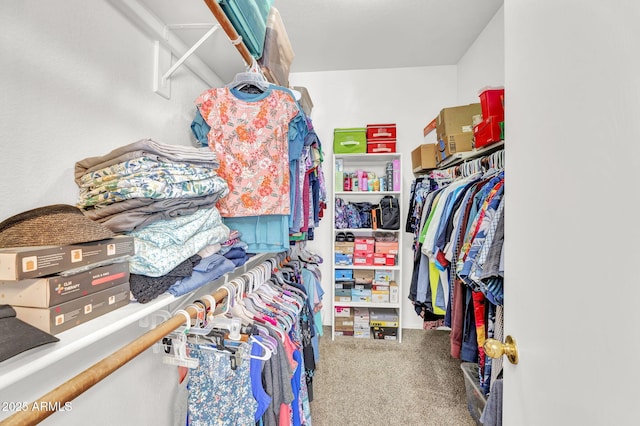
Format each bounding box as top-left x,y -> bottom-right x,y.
2,1 -> 640,425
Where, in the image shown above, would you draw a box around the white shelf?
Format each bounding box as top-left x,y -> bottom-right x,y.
435,140 -> 504,169
334,191 -> 400,196
333,301 -> 400,309
331,152 -> 403,342
0,253 -> 272,391
334,265 -> 400,270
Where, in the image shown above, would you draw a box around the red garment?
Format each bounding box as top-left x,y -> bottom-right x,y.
472,290 -> 487,371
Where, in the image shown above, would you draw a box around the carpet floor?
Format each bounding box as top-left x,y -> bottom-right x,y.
309,327 -> 475,426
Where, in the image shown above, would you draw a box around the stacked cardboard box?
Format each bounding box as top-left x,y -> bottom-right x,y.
369,308 -> 399,340
353,307 -> 370,338
436,103 -> 482,162
0,236 -> 134,334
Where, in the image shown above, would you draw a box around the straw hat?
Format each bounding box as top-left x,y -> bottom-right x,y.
0,204 -> 116,249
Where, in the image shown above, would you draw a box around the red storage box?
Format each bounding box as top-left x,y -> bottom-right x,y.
473,116 -> 502,149
354,237 -> 375,253
373,253 -> 396,266
367,139 -> 396,154
353,253 -> 374,266
366,124 -> 397,141
375,241 -> 399,254
479,88 -> 505,121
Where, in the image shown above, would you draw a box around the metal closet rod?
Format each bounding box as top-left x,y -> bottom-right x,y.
202,0 -> 254,67
0,286 -> 230,426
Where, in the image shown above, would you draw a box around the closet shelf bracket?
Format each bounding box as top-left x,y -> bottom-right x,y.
153,24 -> 221,99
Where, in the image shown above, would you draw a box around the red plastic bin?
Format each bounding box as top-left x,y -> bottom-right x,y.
479,88 -> 505,121
473,116 -> 502,149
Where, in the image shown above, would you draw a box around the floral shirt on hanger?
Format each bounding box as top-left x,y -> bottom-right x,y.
196,88 -> 299,217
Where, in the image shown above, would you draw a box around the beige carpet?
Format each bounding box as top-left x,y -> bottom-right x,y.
309,327 -> 476,426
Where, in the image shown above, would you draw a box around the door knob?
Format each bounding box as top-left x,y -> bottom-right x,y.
484,335 -> 519,365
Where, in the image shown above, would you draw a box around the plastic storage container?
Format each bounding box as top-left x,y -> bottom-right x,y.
258,7 -> 294,87
473,116 -> 502,149
461,362 -> 487,425
334,128 -> 367,154
479,87 -> 505,121
218,0 -> 274,59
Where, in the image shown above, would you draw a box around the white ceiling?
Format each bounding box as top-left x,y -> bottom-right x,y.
139,0 -> 503,82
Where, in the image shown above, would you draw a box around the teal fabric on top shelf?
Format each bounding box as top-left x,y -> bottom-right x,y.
218,0 -> 274,59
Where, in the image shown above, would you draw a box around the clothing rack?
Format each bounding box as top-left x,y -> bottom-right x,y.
202,0 -> 254,67
443,148 -> 504,178
0,252 -> 287,426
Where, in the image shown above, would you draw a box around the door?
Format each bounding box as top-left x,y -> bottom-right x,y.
503,1 -> 640,424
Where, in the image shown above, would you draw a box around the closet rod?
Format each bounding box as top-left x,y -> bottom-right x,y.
0,287 -> 230,426
202,0 -> 254,67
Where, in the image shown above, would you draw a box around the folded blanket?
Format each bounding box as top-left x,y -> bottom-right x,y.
82,194 -> 222,233
75,138 -> 218,184
128,207 -> 230,277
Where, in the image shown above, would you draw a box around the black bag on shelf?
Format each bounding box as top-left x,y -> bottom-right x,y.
374,196 -> 400,230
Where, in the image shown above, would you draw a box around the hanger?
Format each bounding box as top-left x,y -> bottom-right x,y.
226,59 -> 269,93
162,310 -> 199,369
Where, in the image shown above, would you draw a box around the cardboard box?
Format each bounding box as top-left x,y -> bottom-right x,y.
351,288 -> 372,302
335,269 -> 354,281
375,241 -> 399,254
335,281 -> 355,290
335,288 -> 351,298
0,262 -> 130,308
354,269 -> 374,284
335,253 -> 353,266
354,329 -> 371,339
335,242 -> 355,254
437,132 -> 475,161
369,308 -> 399,327
389,281 -> 399,304
353,307 -> 369,320
335,316 -> 355,328
14,282 -> 130,335
335,306 -> 352,317
354,237 -> 375,253
411,144 -> 438,173
374,270 -> 394,282
335,296 -> 352,302
435,103 -> 481,141
0,236 -> 134,281
371,326 -> 398,340
371,292 -> 390,303
334,330 -> 354,337
353,253 -> 373,266
373,253 -> 396,266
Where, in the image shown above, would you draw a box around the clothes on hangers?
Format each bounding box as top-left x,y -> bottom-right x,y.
406,150 -> 505,399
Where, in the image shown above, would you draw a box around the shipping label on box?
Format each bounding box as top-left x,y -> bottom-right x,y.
0,236 -> 134,281
0,262 -> 130,308
13,282 -> 130,335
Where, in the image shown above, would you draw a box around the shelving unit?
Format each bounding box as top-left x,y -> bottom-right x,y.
331,153 -> 403,342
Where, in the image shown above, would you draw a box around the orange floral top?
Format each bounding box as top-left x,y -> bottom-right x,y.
196,88 -> 299,217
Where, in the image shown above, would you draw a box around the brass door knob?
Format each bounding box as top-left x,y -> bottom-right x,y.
484,335 -> 519,365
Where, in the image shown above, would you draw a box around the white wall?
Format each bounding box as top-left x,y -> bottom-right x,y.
289,66 -> 458,330
0,0 -> 220,221
457,6 -> 505,104
0,1 -> 222,424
